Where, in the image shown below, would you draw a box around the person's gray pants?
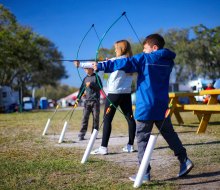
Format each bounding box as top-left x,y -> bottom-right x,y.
78,101 -> 100,138
136,117 -> 187,173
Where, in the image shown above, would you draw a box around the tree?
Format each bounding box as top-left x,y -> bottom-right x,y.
191,24 -> 220,79
160,26 -> 220,82
35,84 -> 78,100
0,5 -> 67,94
162,28 -> 195,82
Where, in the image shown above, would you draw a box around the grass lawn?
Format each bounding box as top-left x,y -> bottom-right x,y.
0,107 -> 220,190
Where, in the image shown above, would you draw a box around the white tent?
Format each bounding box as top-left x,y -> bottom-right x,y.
59,87 -> 108,107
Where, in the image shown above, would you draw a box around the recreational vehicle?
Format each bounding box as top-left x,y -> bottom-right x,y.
0,86 -> 19,113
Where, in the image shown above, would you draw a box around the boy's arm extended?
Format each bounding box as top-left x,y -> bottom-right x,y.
97,54 -> 142,73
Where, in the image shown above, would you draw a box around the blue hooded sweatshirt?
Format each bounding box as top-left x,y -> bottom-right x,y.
97,48 -> 175,120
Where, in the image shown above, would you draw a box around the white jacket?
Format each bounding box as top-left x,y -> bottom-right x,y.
79,56 -> 133,94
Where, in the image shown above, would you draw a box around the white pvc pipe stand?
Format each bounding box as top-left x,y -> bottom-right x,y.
81,129 -> 99,164
58,121 -> 68,143
134,135 -> 157,188
42,118 -> 51,136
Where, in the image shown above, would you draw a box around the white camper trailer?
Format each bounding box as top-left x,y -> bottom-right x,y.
0,86 -> 19,113
188,78 -> 213,102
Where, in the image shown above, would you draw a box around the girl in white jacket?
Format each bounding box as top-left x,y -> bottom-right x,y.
92,40 -> 136,154
75,40 -> 136,154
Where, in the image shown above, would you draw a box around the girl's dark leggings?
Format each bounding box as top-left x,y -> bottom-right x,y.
101,93 -> 136,147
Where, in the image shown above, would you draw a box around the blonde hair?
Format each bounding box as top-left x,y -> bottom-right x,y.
115,40 -> 135,80
114,40 -> 133,57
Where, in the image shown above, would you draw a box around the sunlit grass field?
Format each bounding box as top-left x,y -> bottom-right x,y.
0,106 -> 219,190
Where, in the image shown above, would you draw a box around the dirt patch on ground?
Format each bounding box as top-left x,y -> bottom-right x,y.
47,130 -> 220,190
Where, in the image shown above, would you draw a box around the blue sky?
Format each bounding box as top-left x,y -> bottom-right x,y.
1,0 -> 220,87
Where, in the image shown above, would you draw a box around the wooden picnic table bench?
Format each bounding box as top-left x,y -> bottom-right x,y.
169,89 -> 220,134
169,92 -> 199,125
183,89 -> 220,133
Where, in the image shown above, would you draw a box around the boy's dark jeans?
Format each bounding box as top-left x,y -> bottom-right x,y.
78,101 -> 100,138
136,117 -> 187,173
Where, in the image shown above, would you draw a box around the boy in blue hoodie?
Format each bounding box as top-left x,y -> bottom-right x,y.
93,34 -> 194,182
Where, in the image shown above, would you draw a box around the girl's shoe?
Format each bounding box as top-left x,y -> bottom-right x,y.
91,146 -> 108,155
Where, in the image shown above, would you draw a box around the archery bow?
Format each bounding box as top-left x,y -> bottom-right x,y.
94,11 -> 142,115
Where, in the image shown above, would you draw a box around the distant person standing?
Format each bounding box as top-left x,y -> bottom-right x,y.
76,66 -> 102,141
203,83 -> 215,104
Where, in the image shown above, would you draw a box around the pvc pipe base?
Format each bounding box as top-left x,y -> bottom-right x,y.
134,135 -> 157,188
42,118 -> 51,136
81,129 -> 99,164
58,121 -> 68,143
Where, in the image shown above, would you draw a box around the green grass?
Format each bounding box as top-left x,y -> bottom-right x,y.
0,147 -> 133,190
0,108 -> 219,189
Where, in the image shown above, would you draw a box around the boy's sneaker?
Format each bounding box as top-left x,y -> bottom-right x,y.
129,173 -> 150,183
91,146 -> 108,155
178,158 -> 194,177
122,144 -> 134,153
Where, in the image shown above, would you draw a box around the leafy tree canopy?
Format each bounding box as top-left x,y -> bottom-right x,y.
101,25 -> 220,82
0,5 -> 67,95
1,4 -> 219,99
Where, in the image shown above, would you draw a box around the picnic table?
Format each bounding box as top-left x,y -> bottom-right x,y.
169,89 -> 220,134
169,92 -> 199,125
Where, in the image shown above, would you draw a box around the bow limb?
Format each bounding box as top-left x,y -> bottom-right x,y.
94,12 -> 127,116
95,12 -> 125,62
75,24 -> 95,82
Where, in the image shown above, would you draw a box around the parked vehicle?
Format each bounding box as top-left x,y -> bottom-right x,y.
0,86 -> 19,113
23,97 -> 33,111
188,78 -> 213,102
214,78 -> 220,102
48,99 -> 55,108
214,78 -> 220,89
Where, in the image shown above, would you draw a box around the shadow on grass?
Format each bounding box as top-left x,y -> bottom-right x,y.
177,124 -> 198,128
185,170 -> 220,179
165,171 -> 220,186
110,135 -> 127,138
174,121 -> 220,127
107,150 -> 138,155
188,121 -> 220,126
62,140 -> 76,143
176,130 -> 196,134
155,140 -> 220,150
180,179 -> 220,186
209,121 -> 220,125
